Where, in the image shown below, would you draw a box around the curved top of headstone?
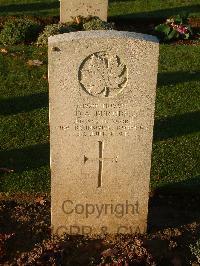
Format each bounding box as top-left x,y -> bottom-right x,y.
48,30 -> 159,44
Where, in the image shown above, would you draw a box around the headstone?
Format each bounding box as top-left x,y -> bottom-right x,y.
49,31 -> 159,236
60,0 -> 108,23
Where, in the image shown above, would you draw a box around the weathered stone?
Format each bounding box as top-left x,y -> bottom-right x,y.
60,0 -> 108,23
49,31 -> 159,236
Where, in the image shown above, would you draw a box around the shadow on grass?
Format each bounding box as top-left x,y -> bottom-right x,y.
0,1 -> 59,13
148,176 -> 200,230
0,143 -> 49,173
154,111 -> 200,141
158,71 -> 200,87
0,92 -> 48,116
110,4 -> 200,20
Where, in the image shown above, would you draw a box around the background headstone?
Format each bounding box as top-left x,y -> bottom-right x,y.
60,0 -> 108,23
49,31 -> 159,236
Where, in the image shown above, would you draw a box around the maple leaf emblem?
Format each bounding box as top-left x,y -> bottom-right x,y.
79,52 -> 128,97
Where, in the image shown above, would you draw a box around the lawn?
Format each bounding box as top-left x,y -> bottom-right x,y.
0,0 -> 199,193
0,0 -> 199,18
152,45 -> 200,191
0,0 -> 59,17
0,45 -> 49,191
0,43 -> 199,192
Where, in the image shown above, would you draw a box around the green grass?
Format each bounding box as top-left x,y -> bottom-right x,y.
152,45 -> 200,191
0,45 -> 50,191
109,0 -> 200,19
0,0 -> 59,17
0,44 -> 199,192
0,0 -> 199,18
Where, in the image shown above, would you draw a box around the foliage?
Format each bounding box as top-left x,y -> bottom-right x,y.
190,240 -> 200,263
0,18 -> 40,45
36,17 -> 114,46
82,16 -> 115,31
36,23 -> 77,46
155,15 -> 193,41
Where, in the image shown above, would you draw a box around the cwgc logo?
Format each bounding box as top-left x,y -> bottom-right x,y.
79,52 -> 128,98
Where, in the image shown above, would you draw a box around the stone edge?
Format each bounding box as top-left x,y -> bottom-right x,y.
48,30 -> 159,45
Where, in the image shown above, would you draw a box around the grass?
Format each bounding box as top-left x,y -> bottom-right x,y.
0,45 -> 50,192
0,0 -> 199,18
109,0 -> 200,20
0,0 -> 59,17
0,0 -> 199,193
0,43 -> 199,193
152,45 -> 200,191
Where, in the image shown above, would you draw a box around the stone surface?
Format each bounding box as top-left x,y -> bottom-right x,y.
49,30 -> 159,236
60,0 -> 108,23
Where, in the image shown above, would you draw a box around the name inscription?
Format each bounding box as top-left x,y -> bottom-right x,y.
60,103 -> 142,137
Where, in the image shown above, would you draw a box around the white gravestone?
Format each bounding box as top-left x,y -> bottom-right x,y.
49,31 -> 159,236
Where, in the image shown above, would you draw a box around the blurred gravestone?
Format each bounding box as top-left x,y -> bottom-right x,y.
60,0 -> 108,23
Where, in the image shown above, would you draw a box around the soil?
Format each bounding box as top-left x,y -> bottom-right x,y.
1,191 -> 200,265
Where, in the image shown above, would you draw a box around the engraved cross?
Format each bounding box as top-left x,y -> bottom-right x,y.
84,141 -> 118,188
